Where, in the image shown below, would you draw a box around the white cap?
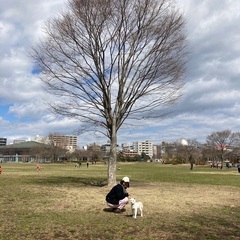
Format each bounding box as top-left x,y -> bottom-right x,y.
122,176 -> 130,182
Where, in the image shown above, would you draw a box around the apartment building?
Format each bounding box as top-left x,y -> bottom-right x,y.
48,134 -> 78,151
87,143 -> 101,152
121,143 -> 134,151
133,140 -> 153,158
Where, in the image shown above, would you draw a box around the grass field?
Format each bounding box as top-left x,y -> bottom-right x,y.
0,162 -> 239,240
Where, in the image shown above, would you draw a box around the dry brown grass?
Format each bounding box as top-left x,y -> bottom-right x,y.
0,163 -> 239,240
42,183 -> 240,216
9,183 -> 239,239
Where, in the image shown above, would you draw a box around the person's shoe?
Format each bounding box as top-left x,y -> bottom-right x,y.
114,208 -> 122,213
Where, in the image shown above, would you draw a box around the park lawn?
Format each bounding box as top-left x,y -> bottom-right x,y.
0,162 -> 239,240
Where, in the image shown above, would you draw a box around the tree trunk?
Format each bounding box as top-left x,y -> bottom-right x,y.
107,117 -> 117,187
31,0 -> 188,186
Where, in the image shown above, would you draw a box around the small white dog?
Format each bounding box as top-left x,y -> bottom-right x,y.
130,198 -> 143,219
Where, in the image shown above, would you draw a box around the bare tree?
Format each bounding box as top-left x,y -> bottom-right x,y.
206,130 -> 240,163
201,145 -> 218,163
45,133 -> 68,162
31,0 -> 187,186
174,139 -> 201,164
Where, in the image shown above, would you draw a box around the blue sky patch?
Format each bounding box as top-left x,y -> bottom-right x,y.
31,66 -> 41,75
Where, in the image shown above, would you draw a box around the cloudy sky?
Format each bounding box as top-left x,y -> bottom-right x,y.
0,0 -> 239,147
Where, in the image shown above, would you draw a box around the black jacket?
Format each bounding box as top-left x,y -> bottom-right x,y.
106,184 -> 129,205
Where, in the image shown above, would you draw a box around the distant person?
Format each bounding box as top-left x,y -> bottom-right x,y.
75,162 -> 81,168
237,162 -> 240,173
106,176 -> 130,213
190,163 -> 194,170
0,166 -> 2,174
189,155 -> 194,170
220,163 -> 223,170
36,164 -> 41,172
86,162 -> 89,168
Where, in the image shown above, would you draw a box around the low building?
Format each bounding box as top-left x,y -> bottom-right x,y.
121,150 -> 139,158
0,141 -> 50,162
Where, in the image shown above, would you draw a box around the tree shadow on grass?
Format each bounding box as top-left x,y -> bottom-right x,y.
26,176 -> 108,187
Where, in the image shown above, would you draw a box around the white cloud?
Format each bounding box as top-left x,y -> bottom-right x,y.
0,0 -> 240,147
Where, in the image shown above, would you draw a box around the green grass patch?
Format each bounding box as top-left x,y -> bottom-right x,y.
0,162 -> 239,240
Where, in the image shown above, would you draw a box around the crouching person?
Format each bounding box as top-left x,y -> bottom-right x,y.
106,176 -> 130,213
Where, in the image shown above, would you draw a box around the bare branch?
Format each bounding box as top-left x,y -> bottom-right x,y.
31,0 -> 188,185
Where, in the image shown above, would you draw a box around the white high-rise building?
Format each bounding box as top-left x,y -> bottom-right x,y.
133,140 -> 153,158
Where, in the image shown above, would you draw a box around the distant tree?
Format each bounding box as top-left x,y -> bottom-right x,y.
206,130 -> 240,162
141,152 -> 150,161
175,146 -> 187,163
135,155 -> 142,162
161,142 -> 175,163
162,152 -> 169,163
186,139 -> 202,164
117,152 -> 125,162
152,145 -> 162,160
31,0 -> 187,186
87,143 -> 102,162
225,147 -> 240,164
44,133 -> 68,162
72,149 -> 90,162
201,145 -> 218,164
174,139 -> 201,164
29,146 -> 45,162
